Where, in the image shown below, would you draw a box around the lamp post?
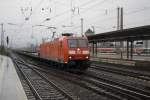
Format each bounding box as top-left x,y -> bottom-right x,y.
1,23 -> 4,52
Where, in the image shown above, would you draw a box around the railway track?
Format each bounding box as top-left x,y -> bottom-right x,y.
14,60 -> 37,100
11,54 -> 74,100
14,54 -> 120,100
12,52 -> 150,100
91,63 -> 150,84
12,53 -> 111,100
47,68 -> 150,100
16,53 -> 150,100
85,70 -> 150,99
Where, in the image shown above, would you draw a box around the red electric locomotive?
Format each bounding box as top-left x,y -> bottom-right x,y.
39,33 -> 90,71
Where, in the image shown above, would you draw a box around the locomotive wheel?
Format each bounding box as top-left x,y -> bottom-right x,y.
59,63 -> 63,69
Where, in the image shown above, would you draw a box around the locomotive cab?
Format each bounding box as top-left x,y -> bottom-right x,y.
66,37 -> 90,70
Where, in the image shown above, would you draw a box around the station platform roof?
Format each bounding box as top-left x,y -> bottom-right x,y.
87,25 -> 150,42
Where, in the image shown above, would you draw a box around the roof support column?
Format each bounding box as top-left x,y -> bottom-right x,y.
127,40 -> 129,59
95,42 -> 98,57
92,42 -> 94,57
130,41 -> 133,60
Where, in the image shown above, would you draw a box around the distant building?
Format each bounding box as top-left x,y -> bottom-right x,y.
85,29 -> 94,36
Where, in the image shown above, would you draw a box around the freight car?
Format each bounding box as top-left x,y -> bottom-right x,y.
38,33 -> 90,71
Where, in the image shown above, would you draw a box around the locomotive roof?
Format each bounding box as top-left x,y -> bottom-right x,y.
62,33 -> 73,36
39,36 -> 88,46
63,36 -> 87,39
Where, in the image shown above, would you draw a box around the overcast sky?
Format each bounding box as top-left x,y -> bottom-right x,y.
0,0 -> 150,48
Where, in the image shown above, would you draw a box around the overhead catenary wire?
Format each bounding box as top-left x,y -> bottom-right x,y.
40,0 -> 111,24
85,5 -> 150,28
124,17 -> 150,28
38,0 -> 107,31
19,0 -> 150,36
38,0 -> 96,24
54,0 -> 113,28
79,5 -> 150,33
56,1 -> 150,33
20,0 -> 46,27
21,0 -> 95,24
77,0 -> 111,15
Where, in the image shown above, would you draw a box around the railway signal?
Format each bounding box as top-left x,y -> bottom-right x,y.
6,36 -> 9,45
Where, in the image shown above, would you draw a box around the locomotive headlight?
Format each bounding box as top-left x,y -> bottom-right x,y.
69,50 -> 76,54
86,56 -> 89,59
82,50 -> 89,54
69,56 -> 72,59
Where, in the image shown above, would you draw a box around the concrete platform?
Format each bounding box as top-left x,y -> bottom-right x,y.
92,53 -> 150,61
0,55 -> 27,100
91,56 -> 136,66
91,56 -> 150,70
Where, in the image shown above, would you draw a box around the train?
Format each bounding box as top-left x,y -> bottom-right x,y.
38,33 -> 90,71
94,41 -> 148,54
95,47 -> 146,55
96,48 -> 116,53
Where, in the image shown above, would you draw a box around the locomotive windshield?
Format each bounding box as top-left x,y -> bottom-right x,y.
68,39 -> 88,48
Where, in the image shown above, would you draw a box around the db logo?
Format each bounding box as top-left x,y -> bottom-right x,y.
77,50 -> 81,54
77,48 -> 81,54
